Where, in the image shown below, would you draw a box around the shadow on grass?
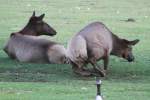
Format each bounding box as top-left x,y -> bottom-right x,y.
0,56 -> 150,83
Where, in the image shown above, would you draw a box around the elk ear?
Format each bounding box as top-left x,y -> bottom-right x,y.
38,14 -> 45,20
122,39 -> 130,44
129,39 -> 140,45
10,33 -> 16,37
32,11 -> 35,17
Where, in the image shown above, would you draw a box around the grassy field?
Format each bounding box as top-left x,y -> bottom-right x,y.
0,0 -> 150,100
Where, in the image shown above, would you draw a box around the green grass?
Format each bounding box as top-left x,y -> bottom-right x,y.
0,0 -> 150,100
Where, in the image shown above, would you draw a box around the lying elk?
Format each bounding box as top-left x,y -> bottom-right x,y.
12,11 -> 57,36
67,22 -> 139,76
3,12 -> 67,64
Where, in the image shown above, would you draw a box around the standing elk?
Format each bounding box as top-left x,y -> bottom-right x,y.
67,22 -> 139,76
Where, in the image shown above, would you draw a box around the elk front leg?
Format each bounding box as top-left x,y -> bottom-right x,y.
104,56 -> 109,70
90,59 -> 105,77
71,61 -> 92,76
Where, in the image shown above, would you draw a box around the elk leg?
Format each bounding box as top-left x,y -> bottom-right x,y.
73,68 -> 92,76
71,61 -> 92,76
103,56 -> 109,74
89,59 -> 105,77
104,56 -> 109,70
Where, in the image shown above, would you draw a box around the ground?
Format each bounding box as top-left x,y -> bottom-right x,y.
0,0 -> 150,100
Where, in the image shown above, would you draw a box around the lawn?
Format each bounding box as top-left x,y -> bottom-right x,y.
0,0 -> 150,100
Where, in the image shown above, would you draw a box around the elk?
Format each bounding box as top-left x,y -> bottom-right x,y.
67,22 -> 139,76
12,11 -> 57,36
3,12 -> 67,64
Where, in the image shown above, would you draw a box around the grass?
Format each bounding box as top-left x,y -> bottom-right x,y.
0,0 -> 150,100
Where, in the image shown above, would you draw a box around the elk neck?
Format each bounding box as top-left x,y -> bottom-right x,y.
19,22 -> 37,36
110,33 -> 123,56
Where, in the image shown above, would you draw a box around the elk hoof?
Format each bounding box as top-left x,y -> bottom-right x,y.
103,69 -> 109,75
94,68 -> 105,77
73,68 -> 92,77
83,68 -> 105,77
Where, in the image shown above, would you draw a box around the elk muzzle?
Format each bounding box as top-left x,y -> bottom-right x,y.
127,54 -> 134,62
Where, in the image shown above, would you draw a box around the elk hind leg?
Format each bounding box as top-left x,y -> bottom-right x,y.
71,61 -> 92,76
90,58 -> 105,77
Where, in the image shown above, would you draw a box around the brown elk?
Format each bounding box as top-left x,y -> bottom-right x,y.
3,12 -> 67,64
14,11 -> 57,36
67,22 -> 139,76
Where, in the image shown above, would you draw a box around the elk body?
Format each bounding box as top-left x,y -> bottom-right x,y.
4,34 -> 67,64
3,12 -> 67,64
67,22 -> 139,76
